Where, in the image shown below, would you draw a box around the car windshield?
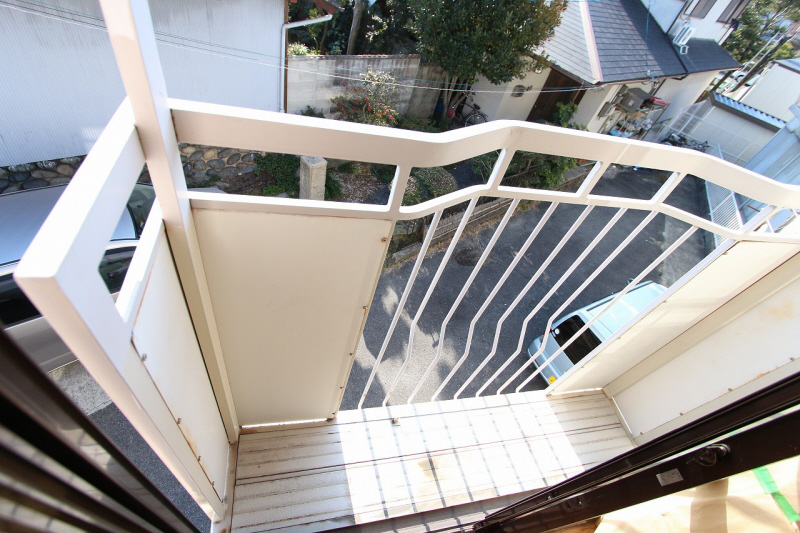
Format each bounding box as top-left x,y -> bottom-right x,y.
127,185 -> 157,237
552,316 -> 602,365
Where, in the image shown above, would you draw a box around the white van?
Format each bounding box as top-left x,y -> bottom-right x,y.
528,281 -> 666,385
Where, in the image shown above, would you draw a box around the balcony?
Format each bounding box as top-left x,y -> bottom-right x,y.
11,1 -> 800,531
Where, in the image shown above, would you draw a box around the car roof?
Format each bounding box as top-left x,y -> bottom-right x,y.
556,281 -> 667,338
0,185 -> 136,267
585,281 -> 666,337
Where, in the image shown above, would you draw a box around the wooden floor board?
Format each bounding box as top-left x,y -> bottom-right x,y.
231,391 -> 633,533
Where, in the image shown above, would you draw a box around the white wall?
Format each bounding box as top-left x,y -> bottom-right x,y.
740,63 -> 800,122
646,0 -> 686,34
0,0 -> 283,166
471,69 -> 551,122
688,106 -> 777,162
746,116 -> 800,185
574,86 -> 617,132
671,0 -> 738,42
612,254 -> 800,443
645,71 -> 719,140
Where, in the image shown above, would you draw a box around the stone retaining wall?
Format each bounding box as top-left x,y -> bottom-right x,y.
0,145 -> 262,194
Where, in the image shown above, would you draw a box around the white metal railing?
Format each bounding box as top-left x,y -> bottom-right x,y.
12,0 -> 800,523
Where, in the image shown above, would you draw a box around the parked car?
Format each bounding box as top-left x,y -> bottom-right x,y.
0,184 -> 157,372
528,281 -> 667,385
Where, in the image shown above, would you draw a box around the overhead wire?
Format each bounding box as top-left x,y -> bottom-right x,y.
0,0 -> 604,95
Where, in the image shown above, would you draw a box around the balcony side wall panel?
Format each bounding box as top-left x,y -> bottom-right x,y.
192,208 -> 391,425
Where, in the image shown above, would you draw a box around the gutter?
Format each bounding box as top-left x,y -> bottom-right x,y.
280,14 -> 333,113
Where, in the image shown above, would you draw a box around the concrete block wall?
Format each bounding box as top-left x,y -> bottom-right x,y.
288,55 -> 445,118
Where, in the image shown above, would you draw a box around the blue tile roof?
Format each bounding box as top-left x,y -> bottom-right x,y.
712,92 -> 787,131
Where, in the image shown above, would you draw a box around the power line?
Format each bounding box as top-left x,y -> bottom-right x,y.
1,0 -> 602,96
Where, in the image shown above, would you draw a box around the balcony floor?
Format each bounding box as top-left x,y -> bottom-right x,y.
230,390 -> 633,532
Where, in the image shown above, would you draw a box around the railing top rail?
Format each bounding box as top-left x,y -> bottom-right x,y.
171,98 -> 800,211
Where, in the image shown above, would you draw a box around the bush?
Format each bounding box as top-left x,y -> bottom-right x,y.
396,115 -> 441,133
325,176 -> 342,200
471,152 -> 500,181
298,105 -> 324,118
331,69 -> 400,127
402,167 -> 457,205
372,163 -> 396,183
262,183 -> 285,196
287,43 -> 318,56
255,153 -> 300,195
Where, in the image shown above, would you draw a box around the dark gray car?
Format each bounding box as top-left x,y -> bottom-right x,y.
0,184 -> 156,371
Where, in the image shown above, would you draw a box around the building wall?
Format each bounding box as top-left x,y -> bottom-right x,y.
645,71 -> 719,140
740,63 -> 800,122
670,0 -> 739,42
471,69 -> 551,122
746,117 -> 800,186
688,106 -> 777,161
0,0 -> 283,167
646,0 -> 687,35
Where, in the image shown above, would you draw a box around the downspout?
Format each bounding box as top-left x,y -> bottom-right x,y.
280,14 -> 333,113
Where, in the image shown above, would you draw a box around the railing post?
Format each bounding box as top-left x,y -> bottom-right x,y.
99,0 -> 239,444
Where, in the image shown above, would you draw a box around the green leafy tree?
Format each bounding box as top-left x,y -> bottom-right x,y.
724,0 -> 800,63
331,69 -> 400,127
407,0 -> 568,109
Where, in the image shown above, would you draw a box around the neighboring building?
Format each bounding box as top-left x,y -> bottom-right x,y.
473,0 -> 744,135
0,0 -> 285,167
669,92 -> 785,165
738,98 -> 800,222
738,58 -> 800,122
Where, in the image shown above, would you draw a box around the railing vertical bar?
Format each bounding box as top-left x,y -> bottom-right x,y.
411,199 -> 521,404
514,225 -> 700,393
492,210 -> 659,394
388,165 -> 412,215
433,202 -> 559,401
383,198 -> 479,406
455,205 -> 594,399
357,210 -> 444,409
576,161 -> 610,198
476,207 -> 628,396
652,172 -> 685,202
487,148 -> 515,191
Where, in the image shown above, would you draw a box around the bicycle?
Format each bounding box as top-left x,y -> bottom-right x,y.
447,90 -> 488,126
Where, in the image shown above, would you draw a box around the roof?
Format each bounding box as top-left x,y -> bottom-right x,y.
677,39 -> 741,75
775,58 -> 800,75
541,0 -> 741,85
711,92 -> 787,131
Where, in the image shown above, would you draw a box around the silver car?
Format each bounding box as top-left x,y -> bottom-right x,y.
0,184 -> 156,371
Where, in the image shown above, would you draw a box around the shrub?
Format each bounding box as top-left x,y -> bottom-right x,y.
471,152 -> 500,182
262,183 -> 285,196
331,69 -> 400,127
255,153 -> 300,195
402,167 -> 457,205
415,167 -> 458,198
372,163 -> 396,183
396,115 -> 441,133
298,105 -> 324,118
287,43 -> 318,56
325,176 -> 342,200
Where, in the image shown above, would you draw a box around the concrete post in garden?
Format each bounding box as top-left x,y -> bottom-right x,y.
299,156 -> 327,201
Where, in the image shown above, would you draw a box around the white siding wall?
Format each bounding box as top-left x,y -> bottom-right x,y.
645,71 -> 719,140
0,0 -> 283,166
472,69 -> 551,122
740,63 -> 800,122
689,106 -> 777,161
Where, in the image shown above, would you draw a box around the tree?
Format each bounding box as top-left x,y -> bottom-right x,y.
724,0 -> 800,63
407,0 -> 568,111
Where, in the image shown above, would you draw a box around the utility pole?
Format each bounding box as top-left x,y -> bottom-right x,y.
731,28 -> 798,91
346,0 -> 365,55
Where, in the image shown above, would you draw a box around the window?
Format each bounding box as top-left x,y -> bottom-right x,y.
1,248 -> 136,327
552,316 -> 602,365
689,0 -> 714,18
718,0 -> 750,22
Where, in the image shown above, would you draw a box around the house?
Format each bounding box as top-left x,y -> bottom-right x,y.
473,0 -> 743,136
5,0 -> 800,530
737,58 -> 800,122
0,0 -> 286,167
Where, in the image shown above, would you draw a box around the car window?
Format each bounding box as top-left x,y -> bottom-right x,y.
1,247 -> 137,327
98,247 -> 136,294
126,185 -> 157,237
0,273 -> 40,327
553,316 -> 602,366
